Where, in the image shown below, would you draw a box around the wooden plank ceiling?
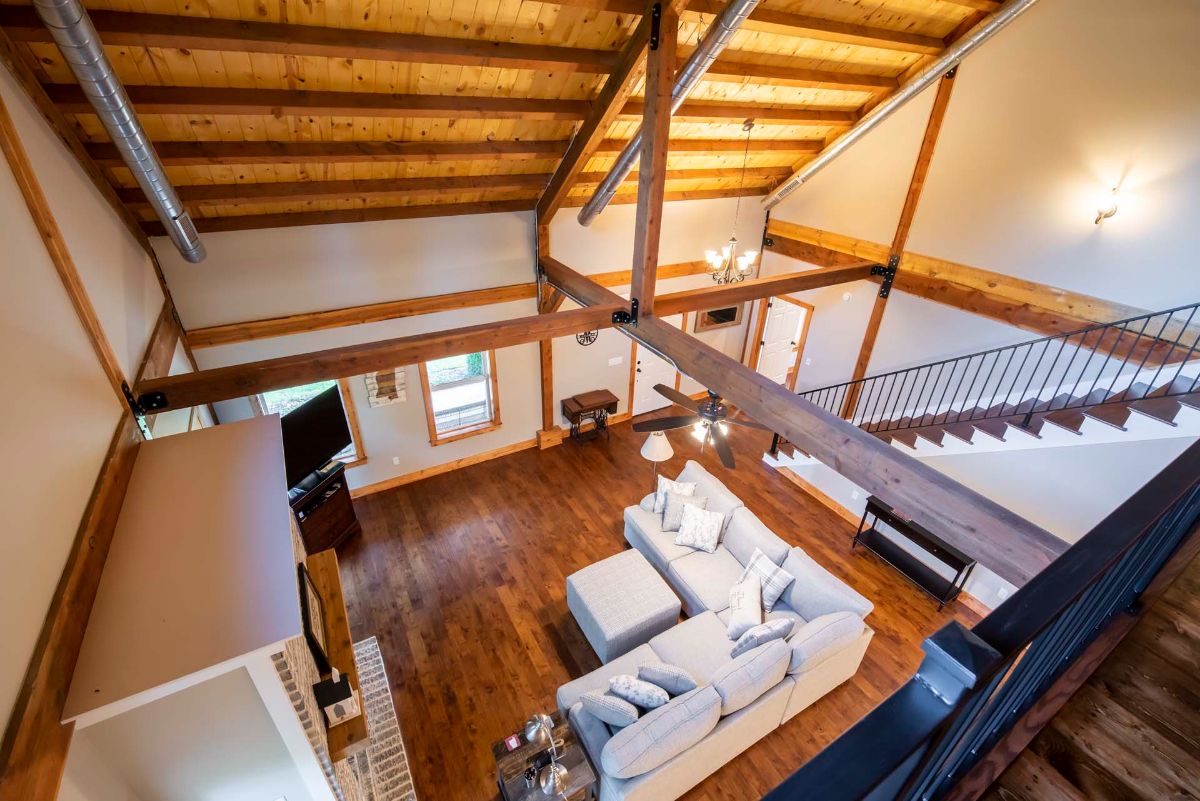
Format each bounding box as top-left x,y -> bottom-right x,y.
0,0 -> 990,234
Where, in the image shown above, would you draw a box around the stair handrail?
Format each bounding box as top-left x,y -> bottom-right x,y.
792,300 -> 1200,436
763,439 -> 1200,801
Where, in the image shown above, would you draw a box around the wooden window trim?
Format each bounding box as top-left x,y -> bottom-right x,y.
256,379 -> 368,467
418,350 -> 502,446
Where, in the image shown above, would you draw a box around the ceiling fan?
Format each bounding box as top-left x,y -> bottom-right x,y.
632,384 -> 769,469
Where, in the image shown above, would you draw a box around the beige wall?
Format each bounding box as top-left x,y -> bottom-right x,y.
156,196 -> 765,491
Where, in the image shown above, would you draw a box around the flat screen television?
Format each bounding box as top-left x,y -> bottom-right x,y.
280,385 -> 352,488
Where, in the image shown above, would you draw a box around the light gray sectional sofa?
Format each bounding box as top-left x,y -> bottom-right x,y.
556,460 -> 875,801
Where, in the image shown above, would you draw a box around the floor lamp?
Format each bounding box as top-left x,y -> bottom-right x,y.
640,431 -> 674,492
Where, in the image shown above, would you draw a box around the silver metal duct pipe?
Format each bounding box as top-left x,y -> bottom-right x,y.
576,0 -> 762,226
33,0 -> 205,262
763,0 -> 1039,210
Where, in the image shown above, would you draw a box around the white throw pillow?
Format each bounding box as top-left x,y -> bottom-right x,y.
726,575 -> 763,640
675,504 -> 723,553
638,662 -> 698,696
739,548 -> 796,612
654,476 -> 696,514
580,690 -> 639,727
609,675 -> 669,709
662,492 -> 707,533
730,618 -> 795,658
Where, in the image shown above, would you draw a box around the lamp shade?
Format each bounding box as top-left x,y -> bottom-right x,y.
640,431 -> 674,463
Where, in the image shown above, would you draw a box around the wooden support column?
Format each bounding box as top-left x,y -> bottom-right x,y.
628,2 -> 677,317
842,68 -> 957,418
535,220 -> 566,448
543,257 -> 1066,588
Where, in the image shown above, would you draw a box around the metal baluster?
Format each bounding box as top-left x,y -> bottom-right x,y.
980,347 -> 1017,422
866,373 -> 895,432
997,342 -> 1036,420
1139,305 -> 1198,400
1118,311 -> 1175,402
1024,334 -> 1072,425
856,378 -> 881,429
1105,313 -> 1154,397
943,357 -> 972,424
909,365 -> 935,428
954,353 -> 989,423
885,371 -> 913,431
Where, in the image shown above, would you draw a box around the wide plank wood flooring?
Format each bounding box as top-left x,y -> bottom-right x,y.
338,415 -> 982,801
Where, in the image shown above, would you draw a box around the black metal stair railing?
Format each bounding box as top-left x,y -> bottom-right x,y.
795,301 -> 1200,436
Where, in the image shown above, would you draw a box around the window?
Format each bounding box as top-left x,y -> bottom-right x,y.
258,379 -> 367,467
418,351 -> 501,445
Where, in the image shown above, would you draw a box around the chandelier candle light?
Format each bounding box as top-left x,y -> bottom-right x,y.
705,120 -> 760,284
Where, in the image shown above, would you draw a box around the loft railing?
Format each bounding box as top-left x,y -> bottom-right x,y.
763,439 -> 1200,801
795,302 -> 1200,435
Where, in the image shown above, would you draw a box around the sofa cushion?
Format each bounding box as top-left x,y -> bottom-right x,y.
730,618 -> 795,659
668,547 -> 747,615
723,507 -> 790,567
726,575 -> 763,640
569,702 -> 613,764
557,644 -> 659,712
710,639 -> 790,715
655,475 -> 696,514
789,612 -> 866,676
648,611 -> 731,684
780,548 -> 874,620
624,505 -> 701,572
676,460 -> 743,533
663,492 -> 707,532
639,493 -> 656,513
609,675 -> 670,709
638,662 -> 698,696
718,603 -> 806,635
600,686 -> 721,779
739,548 -> 796,612
581,690 -> 640,727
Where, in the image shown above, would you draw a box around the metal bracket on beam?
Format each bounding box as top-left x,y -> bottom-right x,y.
123,382 -> 155,439
648,3 -> 662,50
763,236 -> 775,248
613,297 -> 640,326
872,256 -> 899,298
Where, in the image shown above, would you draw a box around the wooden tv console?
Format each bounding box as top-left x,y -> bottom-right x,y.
291,462 -> 361,553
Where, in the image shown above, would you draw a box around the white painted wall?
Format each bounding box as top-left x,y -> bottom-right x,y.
0,64 -> 165,737
58,730 -> 142,801
78,667 -> 316,801
158,196 -> 765,491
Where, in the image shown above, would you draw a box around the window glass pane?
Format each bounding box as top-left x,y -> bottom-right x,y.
427,352 -> 494,434
259,381 -> 357,461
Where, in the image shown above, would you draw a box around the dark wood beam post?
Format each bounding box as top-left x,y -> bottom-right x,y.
542,256 -> 1065,587
535,219 -> 565,448
629,2 -> 677,317
842,68 -> 957,419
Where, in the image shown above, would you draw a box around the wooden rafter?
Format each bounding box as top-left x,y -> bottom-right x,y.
628,1 -> 678,315
541,256 -> 1066,587
653,263 -> 875,316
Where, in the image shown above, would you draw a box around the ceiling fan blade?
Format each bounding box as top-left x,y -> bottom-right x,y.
708,424 -> 737,469
633,415 -> 699,433
726,417 -> 771,431
653,384 -> 700,411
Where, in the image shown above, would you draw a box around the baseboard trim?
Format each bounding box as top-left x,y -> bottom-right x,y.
350,438 -> 537,498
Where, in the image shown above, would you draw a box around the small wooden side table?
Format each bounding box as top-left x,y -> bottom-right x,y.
492,711 -> 597,801
561,389 -> 619,443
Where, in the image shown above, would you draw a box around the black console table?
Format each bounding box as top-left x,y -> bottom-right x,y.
853,495 -> 976,610
289,462 -> 361,554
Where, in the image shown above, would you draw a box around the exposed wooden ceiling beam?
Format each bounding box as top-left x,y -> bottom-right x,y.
541,256 -> 1065,587
536,0 -> 685,225
654,263 -> 875,316
122,167 -> 791,207
140,198 -> 537,235
87,137 -> 824,168
563,185 -> 767,207
703,57 -> 898,91
188,260 -> 712,348
136,304 -> 623,411
764,234 -> 871,268
49,84 -> 858,125
48,84 -> 590,120
0,6 -> 618,73
548,0 -> 946,54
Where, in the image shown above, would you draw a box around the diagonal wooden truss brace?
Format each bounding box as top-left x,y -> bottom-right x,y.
542,256 -> 1066,587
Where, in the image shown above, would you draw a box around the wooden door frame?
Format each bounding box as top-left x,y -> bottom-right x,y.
747,295 -> 815,392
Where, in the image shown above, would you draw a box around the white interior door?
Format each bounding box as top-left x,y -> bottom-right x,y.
633,314 -> 683,416
756,301 -> 807,386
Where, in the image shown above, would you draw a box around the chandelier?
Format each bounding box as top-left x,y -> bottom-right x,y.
704,119 -> 759,284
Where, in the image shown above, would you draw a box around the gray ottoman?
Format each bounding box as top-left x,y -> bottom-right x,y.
567,549 -> 681,663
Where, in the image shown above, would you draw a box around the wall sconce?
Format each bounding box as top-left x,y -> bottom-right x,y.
1095,188 -> 1119,224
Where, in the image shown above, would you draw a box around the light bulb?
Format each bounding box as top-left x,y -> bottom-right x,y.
705,249 -> 718,263
743,250 -> 757,261
721,245 -> 731,258
1095,188 -> 1118,224
691,422 -> 708,442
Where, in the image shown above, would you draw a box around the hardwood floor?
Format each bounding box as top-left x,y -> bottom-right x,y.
338,414 -> 982,801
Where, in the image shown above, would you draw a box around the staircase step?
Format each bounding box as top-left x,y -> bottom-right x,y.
1147,375 -> 1199,399
1128,397 -> 1183,426
973,418 -> 1010,441
942,420 -> 980,444
1081,403 -> 1131,430
994,750 -> 1088,801
1039,683 -> 1200,800
889,430 -> 920,449
914,427 -> 947,447
1042,409 -> 1087,434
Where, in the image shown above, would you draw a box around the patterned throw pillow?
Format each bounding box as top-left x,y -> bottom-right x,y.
638,662 -> 698,696
674,504 -> 723,553
662,492 -> 708,533
726,574 -> 763,640
739,548 -> 796,611
730,618 -> 796,659
654,476 -> 697,514
609,675 -> 670,709
581,690 -> 640,727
